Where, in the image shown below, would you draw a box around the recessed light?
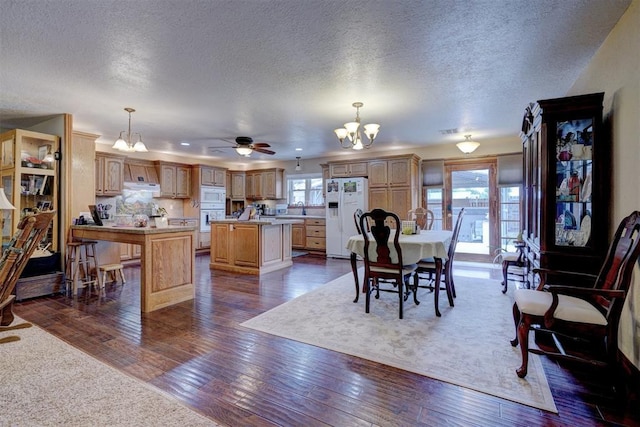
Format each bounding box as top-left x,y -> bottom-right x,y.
295,148 -> 302,151
180,142 -> 190,146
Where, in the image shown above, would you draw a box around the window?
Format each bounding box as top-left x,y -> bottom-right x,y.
287,175 -> 324,206
499,186 -> 521,252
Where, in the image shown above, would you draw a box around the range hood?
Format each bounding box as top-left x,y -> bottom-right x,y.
123,181 -> 161,196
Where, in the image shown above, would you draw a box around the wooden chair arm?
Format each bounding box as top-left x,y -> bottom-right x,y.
543,284 -> 626,299
533,268 -> 598,289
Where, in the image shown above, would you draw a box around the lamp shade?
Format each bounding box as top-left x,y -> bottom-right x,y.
0,187 -> 16,210
236,146 -> 253,156
456,135 -> 480,154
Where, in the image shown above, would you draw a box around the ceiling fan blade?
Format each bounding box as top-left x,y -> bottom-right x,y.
251,142 -> 271,148
208,145 -> 237,149
252,147 -> 275,155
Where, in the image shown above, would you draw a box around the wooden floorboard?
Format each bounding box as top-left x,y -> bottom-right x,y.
13,254 -> 640,427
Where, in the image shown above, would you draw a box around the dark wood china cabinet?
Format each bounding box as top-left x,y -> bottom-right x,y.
520,92 -> 608,287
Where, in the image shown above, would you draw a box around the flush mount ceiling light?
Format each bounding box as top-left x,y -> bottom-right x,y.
334,102 -> 380,150
456,135 -> 480,154
112,107 -> 148,152
295,157 -> 301,171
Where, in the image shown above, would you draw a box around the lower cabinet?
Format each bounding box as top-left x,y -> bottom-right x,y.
120,243 -> 141,261
198,231 -> 211,249
292,223 -> 305,249
304,218 -> 326,252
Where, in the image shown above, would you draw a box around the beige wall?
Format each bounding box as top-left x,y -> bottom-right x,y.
567,0 -> 640,368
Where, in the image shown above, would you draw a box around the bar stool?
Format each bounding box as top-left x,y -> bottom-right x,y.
98,263 -> 126,295
65,239 -> 99,296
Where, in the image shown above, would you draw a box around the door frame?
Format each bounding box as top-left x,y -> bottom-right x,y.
444,158 -> 498,262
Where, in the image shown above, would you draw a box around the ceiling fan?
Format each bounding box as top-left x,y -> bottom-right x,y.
209,136 -> 275,157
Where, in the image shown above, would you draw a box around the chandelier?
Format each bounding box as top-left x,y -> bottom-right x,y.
456,135 -> 480,154
112,107 -> 148,152
334,102 -> 380,150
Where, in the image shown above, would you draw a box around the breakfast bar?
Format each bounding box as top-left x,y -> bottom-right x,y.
71,224 -> 196,313
209,218 -> 302,275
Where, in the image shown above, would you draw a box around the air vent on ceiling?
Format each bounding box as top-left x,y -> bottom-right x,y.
439,128 -> 459,135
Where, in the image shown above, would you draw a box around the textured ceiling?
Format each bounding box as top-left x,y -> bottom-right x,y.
0,0 -> 631,163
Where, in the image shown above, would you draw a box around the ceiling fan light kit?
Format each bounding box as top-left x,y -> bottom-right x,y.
112,107 -> 149,153
456,135 -> 480,154
334,102 -> 380,150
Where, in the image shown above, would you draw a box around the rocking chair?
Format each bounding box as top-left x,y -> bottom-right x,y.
0,211 -> 56,343
510,210 -> 640,380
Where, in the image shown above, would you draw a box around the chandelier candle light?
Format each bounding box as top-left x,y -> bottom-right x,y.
112,107 -> 149,152
456,135 -> 480,154
334,102 -> 380,150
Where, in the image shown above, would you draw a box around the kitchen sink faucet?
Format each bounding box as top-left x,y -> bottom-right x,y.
296,201 -> 306,215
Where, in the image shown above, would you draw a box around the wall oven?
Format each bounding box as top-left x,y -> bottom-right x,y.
199,187 -> 226,232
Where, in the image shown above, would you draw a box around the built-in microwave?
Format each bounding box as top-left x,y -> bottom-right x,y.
201,187 -> 225,204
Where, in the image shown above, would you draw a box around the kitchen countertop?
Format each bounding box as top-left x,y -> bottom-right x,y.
209,218 -> 304,225
72,224 -> 197,234
272,214 -> 325,220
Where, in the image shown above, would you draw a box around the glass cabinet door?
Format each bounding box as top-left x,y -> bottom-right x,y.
554,119 -> 593,248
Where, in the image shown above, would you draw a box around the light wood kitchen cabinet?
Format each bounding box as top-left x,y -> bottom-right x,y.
292,223 -> 305,249
156,161 -> 191,198
211,223 -> 230,264
120,243 -> 141,261
262,168 -> 284,199
124,160 -> 159,184
305,218 -> 325,252
198,230 -> 211,249
366,154 -> 420,220
199,165 -> 226,187
95,152 -> 125,196
229,171 -> 246,199
329,161 -> 368,178
211,222 -> 258,267
245,168 -> 284,200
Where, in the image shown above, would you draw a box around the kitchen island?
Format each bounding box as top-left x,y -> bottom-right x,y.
209,218 -> 302,275
71,224 -> 196,313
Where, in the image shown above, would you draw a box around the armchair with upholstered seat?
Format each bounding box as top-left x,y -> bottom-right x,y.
360,209 -> 419,319
510,210 -> 640,381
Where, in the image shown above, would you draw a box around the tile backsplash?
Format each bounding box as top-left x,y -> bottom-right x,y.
96,190 -> 184,219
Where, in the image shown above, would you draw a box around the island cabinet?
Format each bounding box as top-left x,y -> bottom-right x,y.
155,161 -> 191,198
96,152 -> 125,196
210,219 -> 299,274
367,154 -> 420,220
520,92 -> 608,288
329,161 -> 368,178
124,159 -> 158,184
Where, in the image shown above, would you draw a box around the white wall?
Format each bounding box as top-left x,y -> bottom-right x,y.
567,0 -> 640,368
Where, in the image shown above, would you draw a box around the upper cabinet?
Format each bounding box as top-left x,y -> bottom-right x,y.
96,152 -> 125,196
229,171 -> 246,199
245,168 -> 284,200
1,129 -> 60,250
124,159 -> 159,184
329,161 -> 368,178
367,154 -> 420,220
156,161 -> 191,198
520,92 -> 607,284
198,165 -> 226,187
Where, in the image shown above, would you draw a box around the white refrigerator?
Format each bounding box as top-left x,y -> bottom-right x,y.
325,177 -> 368,258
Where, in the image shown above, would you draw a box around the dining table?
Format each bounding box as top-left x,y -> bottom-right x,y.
346,229 -> 453,316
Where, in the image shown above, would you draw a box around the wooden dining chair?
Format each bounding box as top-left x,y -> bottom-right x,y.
510,211 -> 640,381
415,208 -> 465,314
408,207 -> 434,230
360,208 -> 419,319
0,211 -> 56,342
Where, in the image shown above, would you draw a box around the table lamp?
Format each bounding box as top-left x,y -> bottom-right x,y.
0,186 -> 16,239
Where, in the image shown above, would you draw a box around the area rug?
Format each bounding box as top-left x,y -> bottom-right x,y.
241,272 -> 558,413
0,319 -> 220,426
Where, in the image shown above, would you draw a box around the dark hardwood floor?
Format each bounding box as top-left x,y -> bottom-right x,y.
13,254 -> 640,426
